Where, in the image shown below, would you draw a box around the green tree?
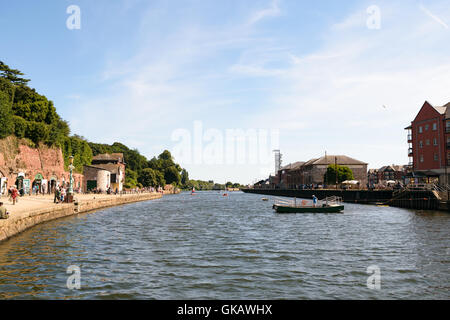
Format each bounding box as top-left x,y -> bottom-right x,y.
0,91 -> 14,138
181,169 -> 189,186
164,166 -> 181,185
138,168 -> 159,187
324,165 -> 354,184
0,61 -> 30,85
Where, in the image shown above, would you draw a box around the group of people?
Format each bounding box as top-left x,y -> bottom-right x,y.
54,187 -> 67,204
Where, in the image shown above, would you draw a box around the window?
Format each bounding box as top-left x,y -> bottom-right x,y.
434,154 -> 439,161
420,155 -> 424,163
433,138 -> 438,146
425,124 -> 429,131
419,141 -> 423,148
426,139 -> 430,146
433,123 -> 437,131
419,126 -> 423,133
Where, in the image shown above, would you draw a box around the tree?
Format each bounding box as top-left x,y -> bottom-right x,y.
164,166 -> 181,185
324,165 -> 354,184
138,168 -> 159,187
0,61 -> 30,85
181,169 -> 189,186
0,91 -> 14,138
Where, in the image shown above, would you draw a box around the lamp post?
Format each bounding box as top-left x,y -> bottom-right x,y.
68,156 -> 75,195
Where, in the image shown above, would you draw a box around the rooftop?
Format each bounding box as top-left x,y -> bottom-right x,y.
92,153 -> 125,163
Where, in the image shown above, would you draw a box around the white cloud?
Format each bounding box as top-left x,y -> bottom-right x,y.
247,0 -> 281,25
420,4 -> 449,29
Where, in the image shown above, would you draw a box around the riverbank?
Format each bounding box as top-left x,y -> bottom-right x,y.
0,192 -> 163,242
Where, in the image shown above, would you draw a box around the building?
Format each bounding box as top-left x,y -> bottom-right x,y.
368,165 -> 408,187
300,155 -> 368,186
269,155 -> 368,189
83,153 -> 126,192
405,101 -> 450,185
277,161 -> 305,189
0,138 -> 83,195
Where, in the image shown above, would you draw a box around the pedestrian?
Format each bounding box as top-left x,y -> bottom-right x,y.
60,188 -> 66,203
11,186 -> 18,205
312,195 -> 318,207
54,187 -> 60,204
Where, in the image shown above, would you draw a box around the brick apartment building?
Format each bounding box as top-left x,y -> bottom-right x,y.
405,101 -> 450,185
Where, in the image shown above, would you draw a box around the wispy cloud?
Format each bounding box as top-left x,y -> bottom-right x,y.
420,4 -> 449,29
247,0 -> 281,25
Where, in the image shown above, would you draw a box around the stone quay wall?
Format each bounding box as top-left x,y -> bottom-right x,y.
0,193 -> 162,243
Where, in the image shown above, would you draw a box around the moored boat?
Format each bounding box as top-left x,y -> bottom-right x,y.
273,196 -> 344,214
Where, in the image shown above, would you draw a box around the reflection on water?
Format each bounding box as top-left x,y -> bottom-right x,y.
0,192 -> 449,299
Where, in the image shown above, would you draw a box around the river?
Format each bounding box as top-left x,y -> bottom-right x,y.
0,191 -> 448,299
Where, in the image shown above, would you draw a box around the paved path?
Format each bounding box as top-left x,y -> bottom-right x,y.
0,193 -> 159,218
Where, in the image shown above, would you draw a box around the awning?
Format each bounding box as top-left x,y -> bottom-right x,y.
342,180 -> 359,185
17,172 -> 25,178
34,173 -> 44,180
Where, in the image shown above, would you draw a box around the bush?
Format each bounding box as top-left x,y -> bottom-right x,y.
0,91 -> 14,138
12,115 -> 27,138
25,121 -> 50,145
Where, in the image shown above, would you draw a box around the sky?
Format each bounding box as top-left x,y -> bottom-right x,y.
1,0 -> 450,184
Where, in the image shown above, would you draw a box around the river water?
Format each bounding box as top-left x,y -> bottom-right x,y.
0,191 -> 448,299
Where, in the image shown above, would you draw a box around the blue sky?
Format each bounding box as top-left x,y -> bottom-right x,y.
2,0 -> 450,184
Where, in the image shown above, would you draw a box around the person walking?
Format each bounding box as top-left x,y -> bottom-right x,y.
60,188 -> 66,203
11,186 -> 18,205
54,187 -> 60,204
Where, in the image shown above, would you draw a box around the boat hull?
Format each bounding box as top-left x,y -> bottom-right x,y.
274,205 -> 344,214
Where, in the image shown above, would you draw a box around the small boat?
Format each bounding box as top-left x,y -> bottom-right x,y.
273,196 -> 344,214
262,198 -> 269,201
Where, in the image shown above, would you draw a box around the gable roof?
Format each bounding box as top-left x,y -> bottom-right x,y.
281,161 -> 305,171
306,155 -> 367,166
92,153 -> 124,162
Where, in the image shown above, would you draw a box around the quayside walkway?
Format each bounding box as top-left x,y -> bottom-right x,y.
0,192 -> 163,242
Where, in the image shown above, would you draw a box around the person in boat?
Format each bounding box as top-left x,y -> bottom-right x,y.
312,195 -> 318,207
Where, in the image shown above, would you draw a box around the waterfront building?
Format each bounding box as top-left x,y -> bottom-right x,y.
405,101 -> 450,185
83,153 -> 126,192
269,155 -> 368,189
277,161 -> 305,189
300,155 -> 368,186
367,165 -> 408,187
0,138 -> 83,195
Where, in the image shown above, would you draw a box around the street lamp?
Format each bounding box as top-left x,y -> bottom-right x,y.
68,155 -> 75,195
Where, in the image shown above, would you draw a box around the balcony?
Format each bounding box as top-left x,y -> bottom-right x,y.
408,148 -> 413,156
407,134 -> 412,142
447,142 -> 450,149
446,127 -> 450,134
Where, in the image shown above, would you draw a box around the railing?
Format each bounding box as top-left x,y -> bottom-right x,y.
408,148 -> 413,156
274,196 -> 342,208
407,134 -> 412,141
